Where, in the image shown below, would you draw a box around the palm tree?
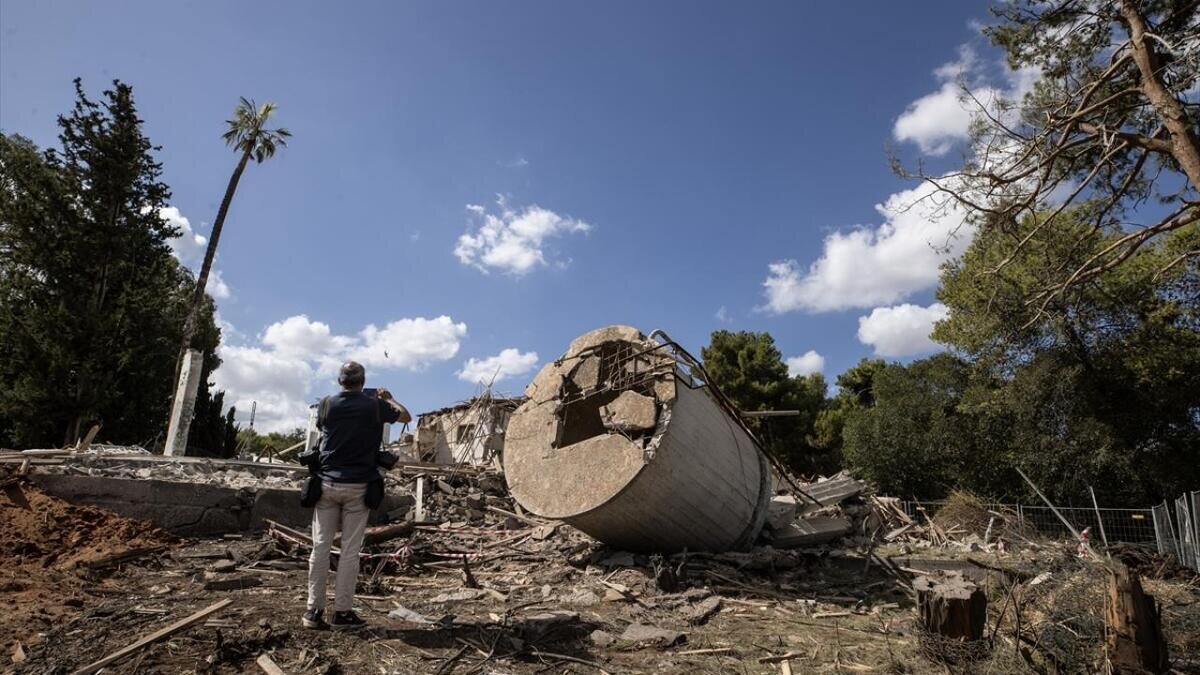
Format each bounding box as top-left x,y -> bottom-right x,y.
170,98 -> 289,431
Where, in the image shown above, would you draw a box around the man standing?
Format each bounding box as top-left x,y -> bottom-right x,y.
303,361 -> 411,631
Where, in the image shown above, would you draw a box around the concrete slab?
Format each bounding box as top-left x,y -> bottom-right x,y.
772,516 -> 852,548
600,390 -> 657,432
29,474 -> 411,536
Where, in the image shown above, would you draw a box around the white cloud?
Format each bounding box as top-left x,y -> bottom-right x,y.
456,348 -> 539,385
856,303 -> 950,357
353,317 -> 468,371
893,43 -> 1039,157
161,206 -> 207,267
212,314 -> 467,432
894,81 -> 987,156
206,270 -> 231,299
715,306 -> 731,323
761,180 -> 971,313
786,350 -> 825,377
159,206 -> 232,299
454,197 -> 592,275
211,345 -> 314,433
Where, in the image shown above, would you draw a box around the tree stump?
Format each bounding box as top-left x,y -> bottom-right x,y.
1106,561 -> 1169,674
914,572 -> 989,663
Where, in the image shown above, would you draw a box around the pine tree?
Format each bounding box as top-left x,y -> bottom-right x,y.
0,79 -> 225,449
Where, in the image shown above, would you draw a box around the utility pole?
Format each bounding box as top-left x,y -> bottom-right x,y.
249,401 -> 257,431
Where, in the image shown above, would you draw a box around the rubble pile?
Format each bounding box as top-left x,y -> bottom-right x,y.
5,457 -> 1200,674
0,447 -> 310,490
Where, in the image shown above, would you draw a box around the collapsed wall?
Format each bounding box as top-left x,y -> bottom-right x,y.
503,325 -> 773,553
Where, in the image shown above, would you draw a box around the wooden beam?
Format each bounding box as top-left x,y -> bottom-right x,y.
256,653 -> 286,675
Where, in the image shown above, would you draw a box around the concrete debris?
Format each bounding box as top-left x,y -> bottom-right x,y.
505,325 -> 773,553
388,605 -> 432,624
429,588 -> 489,603
619,623 -> 687,648
796,471 -> 868,514
684,595 -> 722,625
765,495 -> 799,531
599,390 -> 657,432
771,516 -> 853,548
589,629 -> 616,647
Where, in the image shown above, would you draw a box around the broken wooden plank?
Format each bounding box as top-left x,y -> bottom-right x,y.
71,598 -> 233,674
256,653 -> 286,675
334,521 -> 413,547
75,424 -> 101,453
485,505 -> 551,527
80,545 -> 168,569
203,576 -> 262,591
1105,561 -> 1169,674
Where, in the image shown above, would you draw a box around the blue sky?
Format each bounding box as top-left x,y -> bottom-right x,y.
2,1 -> 1012,432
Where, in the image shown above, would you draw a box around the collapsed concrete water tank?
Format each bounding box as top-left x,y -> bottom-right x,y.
503,325 -> 773,552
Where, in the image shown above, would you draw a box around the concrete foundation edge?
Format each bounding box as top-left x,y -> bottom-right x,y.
28,474 -> 411,536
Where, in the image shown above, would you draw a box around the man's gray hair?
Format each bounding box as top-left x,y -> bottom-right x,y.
338,361 -> 366,388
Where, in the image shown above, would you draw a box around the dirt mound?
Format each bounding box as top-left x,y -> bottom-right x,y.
0,478 -> 174,569
1,477 -> 177,656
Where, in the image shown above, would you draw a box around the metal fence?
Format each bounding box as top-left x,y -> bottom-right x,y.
899,499 -> 1159,545
898,494 -> 1200,570
1166,491 -> 1200,569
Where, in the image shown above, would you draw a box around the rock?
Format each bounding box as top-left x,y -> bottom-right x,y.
564,589 -> 601,606
208,559 -> 238,573
685,596 -> 722,625
389,605 -> 433,624
619,623 -> 686,648
603,588 -> 627,602
517,611 -> 580,640
765,495 -> 799,531
590,629 -> 616,648
429,588 -> 489,603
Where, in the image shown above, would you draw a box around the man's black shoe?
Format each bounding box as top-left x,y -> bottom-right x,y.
331,610 -> 367,631
302,608 -> 328,630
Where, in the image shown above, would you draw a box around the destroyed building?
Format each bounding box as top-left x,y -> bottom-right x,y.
413,395 -> 523,467
4,326 -> 1198,673
504,325 -> 774,553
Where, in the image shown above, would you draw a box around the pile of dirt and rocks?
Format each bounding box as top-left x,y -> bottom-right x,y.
1,474 -> 176,660
0,478 -> 173,569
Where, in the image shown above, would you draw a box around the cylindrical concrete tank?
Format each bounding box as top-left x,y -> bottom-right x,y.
503,325 -> 773,553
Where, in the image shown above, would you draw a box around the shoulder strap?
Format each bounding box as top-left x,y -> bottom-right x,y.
317,396 -> 331,429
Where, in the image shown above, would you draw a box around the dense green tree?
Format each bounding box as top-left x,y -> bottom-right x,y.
932,211 -> 1200,503
808,358 -> 887,461
701,330 -> 833,475
236,427 -> 306,458
841,354 -> 984,500
0,80 -> 226,449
